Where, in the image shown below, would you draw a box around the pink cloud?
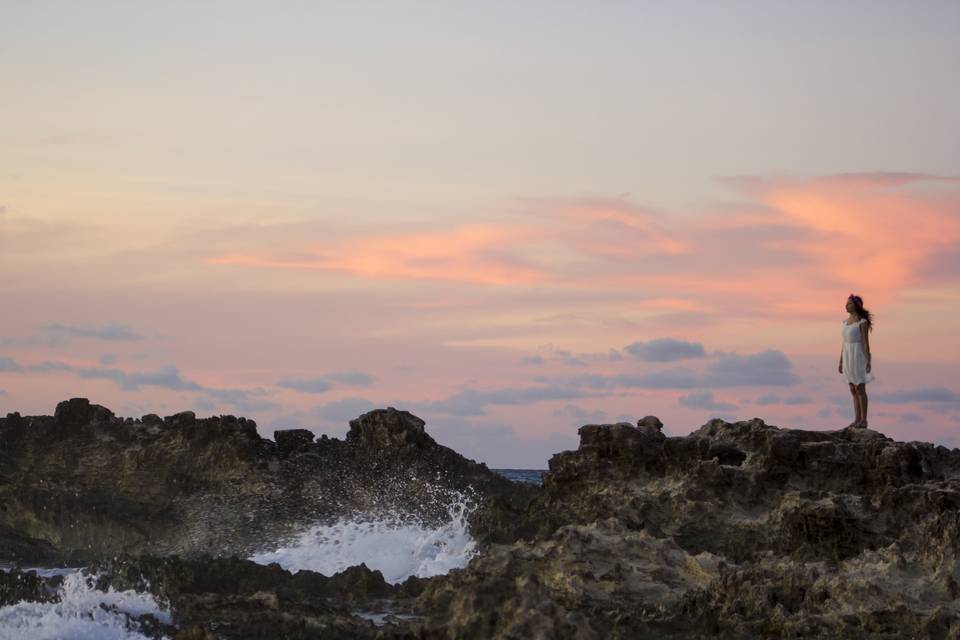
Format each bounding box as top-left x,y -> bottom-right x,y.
727,172 -> 960,310
201,197 -> 693,287
199,173 -> 960,330
206,223 -> 549,286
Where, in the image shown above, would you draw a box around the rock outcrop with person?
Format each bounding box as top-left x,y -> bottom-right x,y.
410,417 -> 960,638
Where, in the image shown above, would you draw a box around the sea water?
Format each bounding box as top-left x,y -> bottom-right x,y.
0,493 -> 476,637
248,490 -> 477,584
0,568 -> 172,640
493,468 -> 545,485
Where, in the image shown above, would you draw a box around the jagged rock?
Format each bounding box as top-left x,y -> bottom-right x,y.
9,554 -> 409,639
274,428 -> 315,454
54,397 -> 115,425
0,399 -> 534,564
0,565 -> 62,606
348,407 -> 429,450
341,407 -> 538,544
5,400 -> 960,638
408,416 -> 960,638
637,415 -> 664,432
167,410 -> 197,424
0,524 -> 62,564
410,517 -> 721,639
706,440 -> 747,466
87,552 -> 423,608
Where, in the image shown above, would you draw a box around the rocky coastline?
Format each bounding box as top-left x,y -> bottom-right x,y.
2,398 -> 960,638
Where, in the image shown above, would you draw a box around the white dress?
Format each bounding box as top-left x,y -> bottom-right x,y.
841,318 -> 875,385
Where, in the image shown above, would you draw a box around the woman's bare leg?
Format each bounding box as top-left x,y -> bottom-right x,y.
856,383 -> 868,426
848,382 -> 861,427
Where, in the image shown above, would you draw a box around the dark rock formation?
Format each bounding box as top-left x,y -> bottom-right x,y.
407,417 -> 960,638
0,398 -> 534,565
343,407 -> 536,543
274,428 -> 315,455
4,400 -> 960,638
0,564 -> 61,607
90,553 -> 426,639
3,555 -> 421,639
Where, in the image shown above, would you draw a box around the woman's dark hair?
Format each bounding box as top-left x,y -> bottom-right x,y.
848,294 -> 873,333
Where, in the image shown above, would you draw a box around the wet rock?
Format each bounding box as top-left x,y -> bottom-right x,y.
6,401 -> 960,638
5,555 -> 397,639
84,556 -> 422,640
0,565 -> 62,606
0,524 -> 63,564
342,407 -> 539,544
86,552 -> 417,608
0,399 -> 534,564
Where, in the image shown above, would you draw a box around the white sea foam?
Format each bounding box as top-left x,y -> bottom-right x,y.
0,568 -> 171,640
249,493 -> 477,584
0,490 -> 477,634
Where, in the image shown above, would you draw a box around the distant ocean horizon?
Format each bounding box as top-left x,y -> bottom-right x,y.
492,468 -> 545,485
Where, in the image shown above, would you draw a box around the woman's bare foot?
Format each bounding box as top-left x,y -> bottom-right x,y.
846,420 -> 859,428
859,420 -> 868,429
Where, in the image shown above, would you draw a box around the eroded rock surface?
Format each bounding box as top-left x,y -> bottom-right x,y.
4,400 -> 960,638
0,398 -> 533,565
407,417 -> 960,638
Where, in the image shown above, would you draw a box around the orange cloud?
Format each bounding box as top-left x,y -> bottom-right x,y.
201,174 -> 959,326
733,173 -> 960,305
203,199 -> 693,286
508,195 -> 693,257
511,173 -> 960,324
206,223 -> 549,286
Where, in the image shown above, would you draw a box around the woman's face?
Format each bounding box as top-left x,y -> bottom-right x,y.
846,299 -> 854,312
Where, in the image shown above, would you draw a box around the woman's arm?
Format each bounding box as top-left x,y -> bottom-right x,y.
862,320 -> 871,370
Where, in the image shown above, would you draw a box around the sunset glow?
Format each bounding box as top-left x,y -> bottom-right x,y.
2,3 -> 959,466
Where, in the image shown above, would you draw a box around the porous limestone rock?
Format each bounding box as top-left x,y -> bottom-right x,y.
5,401 -> 960,638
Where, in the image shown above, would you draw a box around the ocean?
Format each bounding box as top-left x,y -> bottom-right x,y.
492,468 -> 546,485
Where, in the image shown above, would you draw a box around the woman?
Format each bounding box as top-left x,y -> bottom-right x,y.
839,294 -> 875,428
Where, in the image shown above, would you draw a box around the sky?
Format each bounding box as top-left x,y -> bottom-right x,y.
2,1 -> 959,467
